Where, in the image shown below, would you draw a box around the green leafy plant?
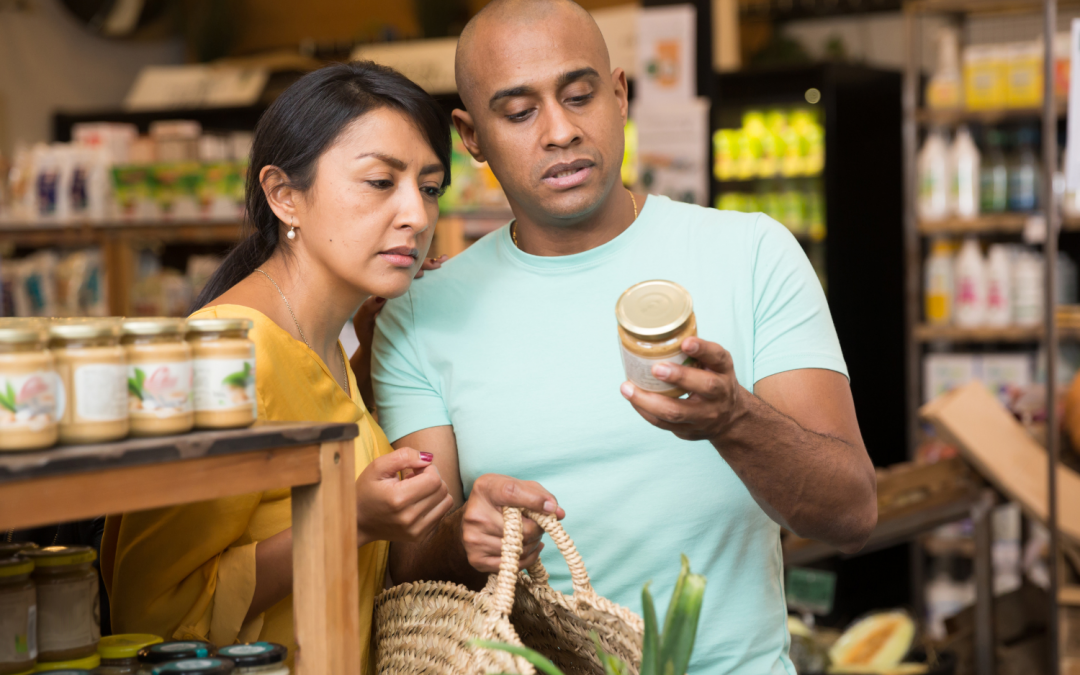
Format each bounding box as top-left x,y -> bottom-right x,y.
128,368 -> 146,400
0,381 -> 16,413
222,362 -> 252,388
474,554 -> 706,675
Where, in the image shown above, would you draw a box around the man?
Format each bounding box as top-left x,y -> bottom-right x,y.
371,1 -> 877,671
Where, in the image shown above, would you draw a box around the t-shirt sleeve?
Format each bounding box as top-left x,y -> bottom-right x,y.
372,292 -> 451,443
751,214 -> 849,384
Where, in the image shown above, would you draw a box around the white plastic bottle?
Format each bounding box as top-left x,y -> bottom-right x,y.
925,238 -> 955,325
918,130 -> 952,221
985,244 -> 1013,326
1013,250 -> 1044,327
954,238 -> 988,327
950,125 -> 980,218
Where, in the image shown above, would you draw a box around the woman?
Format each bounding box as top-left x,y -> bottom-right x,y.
100,61 -> 456,668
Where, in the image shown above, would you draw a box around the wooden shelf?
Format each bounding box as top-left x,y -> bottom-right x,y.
918,214 -> 1080,235
0,219 -> 244,246
0,422 -> 362,674
917,103 -> 1066,126
914,323 -> 1080,342
908,0 -> 1080,15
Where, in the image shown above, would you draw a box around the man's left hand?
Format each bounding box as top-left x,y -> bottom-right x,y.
620,336 -> 744,442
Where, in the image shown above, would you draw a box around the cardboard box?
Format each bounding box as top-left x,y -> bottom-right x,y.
920,382 -> 1080,545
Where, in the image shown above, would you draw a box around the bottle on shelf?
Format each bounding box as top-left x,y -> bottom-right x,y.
950,125 -> 980,218
980,129 -> 1008,214
1007,126 -> 1040,213
985,244 -> 1013,326
925,238 -> 955,325
927,27 -> 964,110
1013,250 -> 1044,327
954,237 -> 988,327
918,129 -> 952,221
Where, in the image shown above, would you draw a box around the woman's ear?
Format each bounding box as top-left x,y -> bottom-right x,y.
451,110 -> 486,163
260,165 -> 301,231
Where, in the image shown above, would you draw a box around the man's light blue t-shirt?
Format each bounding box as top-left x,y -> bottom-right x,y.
372,195 -> 847,674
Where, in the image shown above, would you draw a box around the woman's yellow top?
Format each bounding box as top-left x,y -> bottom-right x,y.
101,304 -> 391,671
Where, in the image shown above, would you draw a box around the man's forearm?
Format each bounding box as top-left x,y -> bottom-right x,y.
388,506 -> 487,590
716,388 -> 876,552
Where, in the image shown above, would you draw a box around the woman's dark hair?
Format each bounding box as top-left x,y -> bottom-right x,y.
192,60 -> 451,310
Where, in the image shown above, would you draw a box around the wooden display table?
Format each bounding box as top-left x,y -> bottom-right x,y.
0,422 -> 361,675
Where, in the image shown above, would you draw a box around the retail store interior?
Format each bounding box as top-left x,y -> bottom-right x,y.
1,0 -> 1080,674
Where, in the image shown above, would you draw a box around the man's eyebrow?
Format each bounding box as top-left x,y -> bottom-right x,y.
356,152 -> 406,170
487,67 -> 601,110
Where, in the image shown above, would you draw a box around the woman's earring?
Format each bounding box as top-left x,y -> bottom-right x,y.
287,226 -> 296,240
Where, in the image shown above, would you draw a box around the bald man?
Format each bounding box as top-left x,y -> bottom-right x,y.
372,1 -> 877,672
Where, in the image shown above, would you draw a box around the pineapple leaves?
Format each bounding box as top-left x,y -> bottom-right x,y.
641,582 -> 660,675
470,640 -> 565,675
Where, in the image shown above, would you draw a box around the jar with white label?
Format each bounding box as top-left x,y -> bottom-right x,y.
616,280 -> 698,398
214,643 -> 287,675
24,546 -> 99,663
122,319 -> 193,437
185,319 -> 256,430
95,634 -> 163,674
0,319 -> 60,451
49,319 -> 128,444
136,641 -> 212,675
148,658 -> 234,675
0,556 -> 36,675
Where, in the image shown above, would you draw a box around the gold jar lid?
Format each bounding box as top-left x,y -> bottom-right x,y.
0,318 -> 48,345
615,280 -> 694,338
123,317 -> 187,336
185,318 -> 253,334
49,317 -> 123,341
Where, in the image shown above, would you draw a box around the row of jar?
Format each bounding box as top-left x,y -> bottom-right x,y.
0,316 -> 257,452
0,543 -> 285,675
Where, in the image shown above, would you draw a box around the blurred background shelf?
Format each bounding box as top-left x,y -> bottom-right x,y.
916,103 -> 1066,126
918,214 -> 1080,235
914,323 -> 1080,342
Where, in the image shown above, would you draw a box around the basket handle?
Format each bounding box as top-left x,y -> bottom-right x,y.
488,507 -> 594,618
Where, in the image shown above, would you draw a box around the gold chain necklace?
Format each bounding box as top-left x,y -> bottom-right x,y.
254,268 -> 349,394
511,188 -> 638,248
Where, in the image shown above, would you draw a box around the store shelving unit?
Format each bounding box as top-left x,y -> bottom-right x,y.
903,0 -> 1067,672
0,422 -> 361,675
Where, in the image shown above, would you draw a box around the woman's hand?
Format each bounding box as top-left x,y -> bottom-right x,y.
355,447 -> 454,547
351,255 -> 448,410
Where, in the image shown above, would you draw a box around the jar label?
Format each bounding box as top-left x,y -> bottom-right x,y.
0,587 -> 36,662
193,357 -> 256,412
37,575 -> 99,654
74,363 -> 128,421
619,344 -> 696,393
128,361 -> 193,417
0,370 -> 60,429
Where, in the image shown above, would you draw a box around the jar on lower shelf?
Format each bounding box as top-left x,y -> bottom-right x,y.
135,642 -> 212,675
146,658 -> 233,675
0,556 -> 36,675
31,650 -> 99,669
23,547 -> 100,663
214,643 -> 288,675
185,319 -> 256,430
49,319 -> 129,445
0,319 -> 60,451
94,635 -> 163,675
122,319 -> 193,437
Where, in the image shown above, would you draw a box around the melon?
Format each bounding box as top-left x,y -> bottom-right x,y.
828,611 -> 916,670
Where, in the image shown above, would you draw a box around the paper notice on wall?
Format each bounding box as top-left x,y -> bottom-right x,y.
124,65 -> 268,110
632,98 -> 710,206
635,4 -> 696,102
1067,19 -> 1080,191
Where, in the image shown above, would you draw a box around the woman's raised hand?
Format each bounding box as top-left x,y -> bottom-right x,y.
355,447 -> 454,546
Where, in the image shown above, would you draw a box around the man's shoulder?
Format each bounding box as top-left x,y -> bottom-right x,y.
387,226 -> 507,312
645,196 -> 766,237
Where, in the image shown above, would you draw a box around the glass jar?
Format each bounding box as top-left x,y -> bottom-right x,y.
24,546 -> 100,662
185,319 -> 256,430
32,650 -> 99,670
0,543 -> 38,560
615,280 -> 698,398
95,635 -> 163,675
49,319 -> 128,444
136,642 -> 212,675
145,658 -> 233,675
214,643 -> 287,675
0,319 -> 60,451
0,556 -> 36,675
122,319 -> 193,437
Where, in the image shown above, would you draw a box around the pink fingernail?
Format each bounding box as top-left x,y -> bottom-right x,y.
419,452 -> 433,462
543,500 -> 557,513
620,382 -> 634,399
653,364 -> 671,379
684,339 -> 698,354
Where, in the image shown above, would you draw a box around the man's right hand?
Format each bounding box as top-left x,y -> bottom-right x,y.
461,474 -> 565,573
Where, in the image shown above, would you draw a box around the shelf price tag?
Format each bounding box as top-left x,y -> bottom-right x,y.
1067,19 -> 1080,192
786,567 -> 836,616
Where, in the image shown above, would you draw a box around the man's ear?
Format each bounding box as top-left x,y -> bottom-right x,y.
260,165 -> 301,231
612,67 -> 629,126
452,109 -> 486,163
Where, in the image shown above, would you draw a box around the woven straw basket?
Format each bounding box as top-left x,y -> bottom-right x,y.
374,507 -> 644,674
